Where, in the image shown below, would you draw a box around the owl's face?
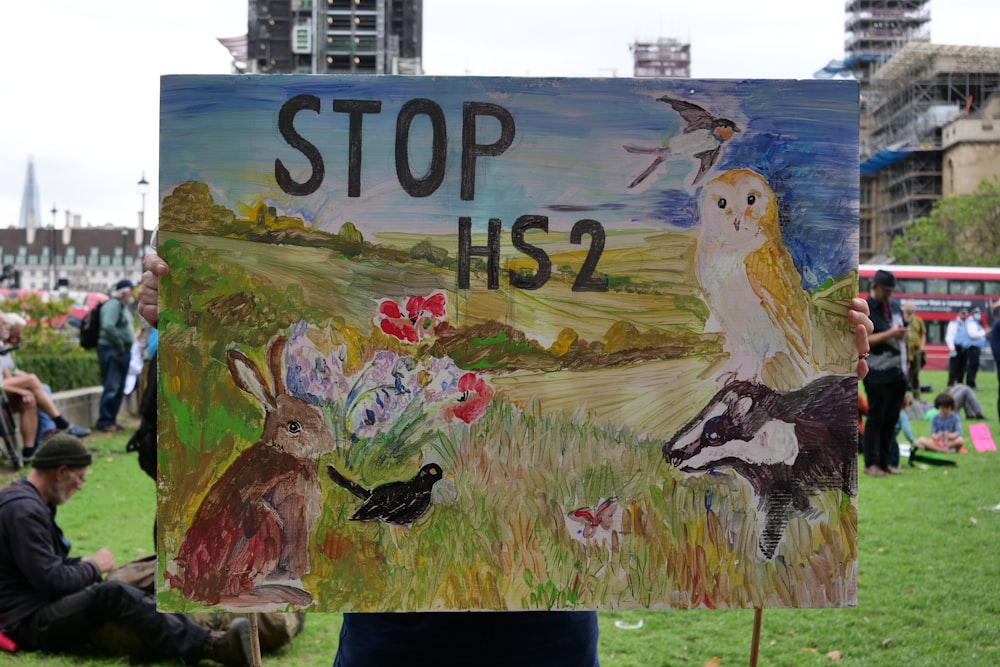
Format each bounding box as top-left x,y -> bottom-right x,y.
699,170 -> 777,249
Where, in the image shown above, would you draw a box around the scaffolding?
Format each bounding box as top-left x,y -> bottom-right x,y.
844,0 -> 929,74
862,42 -> 1000,255
631,38 -> 690,78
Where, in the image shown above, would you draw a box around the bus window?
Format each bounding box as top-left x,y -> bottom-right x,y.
925,321 -> 945,345
896,278 -> 924,294
926,278 -> 948,294
949,280 -> 983,296
859,277 -> 871,294
985,281 -> 1000,297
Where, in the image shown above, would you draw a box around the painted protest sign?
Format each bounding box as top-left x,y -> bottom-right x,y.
157,76 -> 859,612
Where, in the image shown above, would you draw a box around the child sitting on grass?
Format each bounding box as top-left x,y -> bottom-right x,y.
915,392 -> 966,454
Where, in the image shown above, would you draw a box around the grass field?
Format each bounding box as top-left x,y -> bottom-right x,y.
2,368 -> 998,665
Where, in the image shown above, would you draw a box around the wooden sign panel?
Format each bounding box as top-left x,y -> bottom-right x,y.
157,75 -> 859,612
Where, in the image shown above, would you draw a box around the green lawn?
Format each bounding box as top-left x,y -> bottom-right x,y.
3,369 -> 998,666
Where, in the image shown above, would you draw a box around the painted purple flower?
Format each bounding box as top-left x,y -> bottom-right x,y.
284,320 -> 349,407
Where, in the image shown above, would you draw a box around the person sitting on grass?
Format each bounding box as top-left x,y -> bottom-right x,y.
915,392 -> 966,454
947,383 -> 986,421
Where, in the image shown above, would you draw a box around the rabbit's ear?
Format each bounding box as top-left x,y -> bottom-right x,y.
227,348 -> 276,411
267,336 -> 288,396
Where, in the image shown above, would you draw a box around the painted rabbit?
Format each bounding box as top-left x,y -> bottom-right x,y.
165,335 -> 330,608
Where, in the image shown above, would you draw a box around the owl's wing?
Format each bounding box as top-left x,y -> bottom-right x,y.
744,243 -> 813,369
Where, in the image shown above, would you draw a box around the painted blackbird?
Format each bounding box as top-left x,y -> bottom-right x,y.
327,463 -> 445,525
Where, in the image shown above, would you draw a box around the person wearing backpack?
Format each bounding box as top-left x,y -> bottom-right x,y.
95,280 -> 135,433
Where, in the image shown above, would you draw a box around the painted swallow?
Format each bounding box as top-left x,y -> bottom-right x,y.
625,96 -> 740,189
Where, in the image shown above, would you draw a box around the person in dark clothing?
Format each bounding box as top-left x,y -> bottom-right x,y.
0,434 -> 251,666
862,269 -> 910,477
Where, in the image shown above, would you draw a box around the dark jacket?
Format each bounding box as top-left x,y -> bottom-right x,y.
991,319 -> 1000,363
0,480 -> 101,628
865,295 -> 906,384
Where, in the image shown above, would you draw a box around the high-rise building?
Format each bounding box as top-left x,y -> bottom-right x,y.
631,38 -> 690,78
247,0 -> 422,75
17,159 -> 42,230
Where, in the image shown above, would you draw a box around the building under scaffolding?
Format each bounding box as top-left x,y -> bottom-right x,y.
843,0 -> 929,83
862,43 -> 1000,258
631,38 -> 690,78
814,0 -> 932,258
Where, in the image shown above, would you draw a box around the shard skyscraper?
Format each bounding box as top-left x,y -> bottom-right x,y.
18,159 -> 42,230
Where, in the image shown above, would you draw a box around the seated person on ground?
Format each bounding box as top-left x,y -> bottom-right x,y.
914,392 -> 965,454
0,434 -> 303,665
948,383 -> 985,420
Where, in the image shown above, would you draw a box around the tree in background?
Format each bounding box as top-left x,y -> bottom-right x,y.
891,177 -> 1000,267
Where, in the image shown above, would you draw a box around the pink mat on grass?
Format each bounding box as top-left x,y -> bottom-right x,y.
969,423 -> 997,452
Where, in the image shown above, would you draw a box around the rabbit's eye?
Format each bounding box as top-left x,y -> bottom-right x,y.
287,421 -> 302,435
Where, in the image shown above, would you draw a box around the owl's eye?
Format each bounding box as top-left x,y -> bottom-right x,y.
716,198 -> 727,209
287,421 -> 302,435
747,194 -> 756,206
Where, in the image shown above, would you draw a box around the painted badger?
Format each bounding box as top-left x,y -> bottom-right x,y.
664,374 -> 857,559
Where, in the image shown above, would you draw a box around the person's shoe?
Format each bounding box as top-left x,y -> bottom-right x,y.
97,424 -> 124,433
21,446 -> 36,462
958,446 -> 968,454
202,617 -> 251,667
886,466 -> 905,475
863,466 -> 886,477
66,425 -> 91,438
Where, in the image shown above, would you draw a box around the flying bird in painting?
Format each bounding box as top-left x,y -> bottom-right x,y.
164,336 -> 331,608
624,96 -> 740,190
327,462 -> 446,525
696,168 -> 815,390
663,374 -> 857,559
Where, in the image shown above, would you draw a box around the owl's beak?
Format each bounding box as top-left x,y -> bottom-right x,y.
733,217 -> 741,232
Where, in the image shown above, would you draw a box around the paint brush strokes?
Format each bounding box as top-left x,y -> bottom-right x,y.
157,76 -> 859,613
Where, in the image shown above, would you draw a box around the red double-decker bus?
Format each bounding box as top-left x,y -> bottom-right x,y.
859,265 -> 1000,371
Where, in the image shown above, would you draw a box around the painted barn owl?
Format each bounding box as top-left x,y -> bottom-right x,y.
696,169 -> 815,390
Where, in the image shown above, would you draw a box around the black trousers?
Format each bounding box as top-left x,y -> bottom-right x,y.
948,346 -> 967,386
965,346 -> 981,388
863,377 -> 908,471
8,581 -> 207,663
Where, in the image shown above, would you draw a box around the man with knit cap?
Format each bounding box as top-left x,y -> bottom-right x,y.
0,434 -> 251,665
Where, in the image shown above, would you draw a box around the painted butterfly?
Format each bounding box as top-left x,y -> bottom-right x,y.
568,497 -> 618,539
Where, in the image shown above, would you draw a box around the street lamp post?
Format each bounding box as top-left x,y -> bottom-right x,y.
49,203 -> 57,290
121,229 -> 128,275
137,172 -> 149,228
136,173 -> 150,282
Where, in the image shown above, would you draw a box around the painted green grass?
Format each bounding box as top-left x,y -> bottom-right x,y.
5,369 -> 999,665
154,235 -> 861,613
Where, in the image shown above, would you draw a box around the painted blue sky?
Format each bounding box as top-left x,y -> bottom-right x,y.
161,75 -> 858,287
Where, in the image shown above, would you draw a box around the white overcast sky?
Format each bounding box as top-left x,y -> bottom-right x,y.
2,0 -> 998,231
